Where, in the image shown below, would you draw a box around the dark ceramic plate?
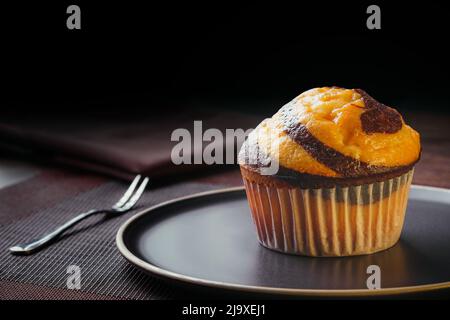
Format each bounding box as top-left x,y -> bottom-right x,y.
117,185 -> 450,297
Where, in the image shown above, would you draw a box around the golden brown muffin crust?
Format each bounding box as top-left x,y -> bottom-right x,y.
238,87 -> 421,187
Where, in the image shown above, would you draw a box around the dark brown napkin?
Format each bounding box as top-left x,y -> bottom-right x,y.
0,108 -> 261,180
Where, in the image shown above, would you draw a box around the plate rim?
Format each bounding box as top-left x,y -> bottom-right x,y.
116,185 -> 450,297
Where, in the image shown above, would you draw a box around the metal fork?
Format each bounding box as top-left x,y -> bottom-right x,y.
9,175 -> 149,255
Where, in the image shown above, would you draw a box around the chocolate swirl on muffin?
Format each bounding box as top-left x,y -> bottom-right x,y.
239,87 -> 421,188
356,89 -> 403,134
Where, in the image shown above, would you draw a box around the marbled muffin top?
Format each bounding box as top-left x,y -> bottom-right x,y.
238,87 -> 421,187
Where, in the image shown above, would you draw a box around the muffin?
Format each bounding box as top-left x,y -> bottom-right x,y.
238,87 -> 421,257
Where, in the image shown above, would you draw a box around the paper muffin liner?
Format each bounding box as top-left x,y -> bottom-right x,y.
242,169 -> 414,257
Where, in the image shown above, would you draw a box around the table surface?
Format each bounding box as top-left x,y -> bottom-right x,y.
0,110 -> 449,299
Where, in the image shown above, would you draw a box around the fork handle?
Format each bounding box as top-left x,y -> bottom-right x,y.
9,209 -> 100,255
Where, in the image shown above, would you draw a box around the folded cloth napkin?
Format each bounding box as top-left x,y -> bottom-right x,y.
0,108 -> 261,181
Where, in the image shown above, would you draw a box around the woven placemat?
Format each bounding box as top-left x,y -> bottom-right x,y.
0,174 -> 226,300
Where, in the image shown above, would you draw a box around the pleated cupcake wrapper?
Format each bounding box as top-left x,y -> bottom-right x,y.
243,169 -> 414,257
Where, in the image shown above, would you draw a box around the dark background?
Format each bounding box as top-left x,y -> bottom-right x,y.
1,1 -> 449,114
